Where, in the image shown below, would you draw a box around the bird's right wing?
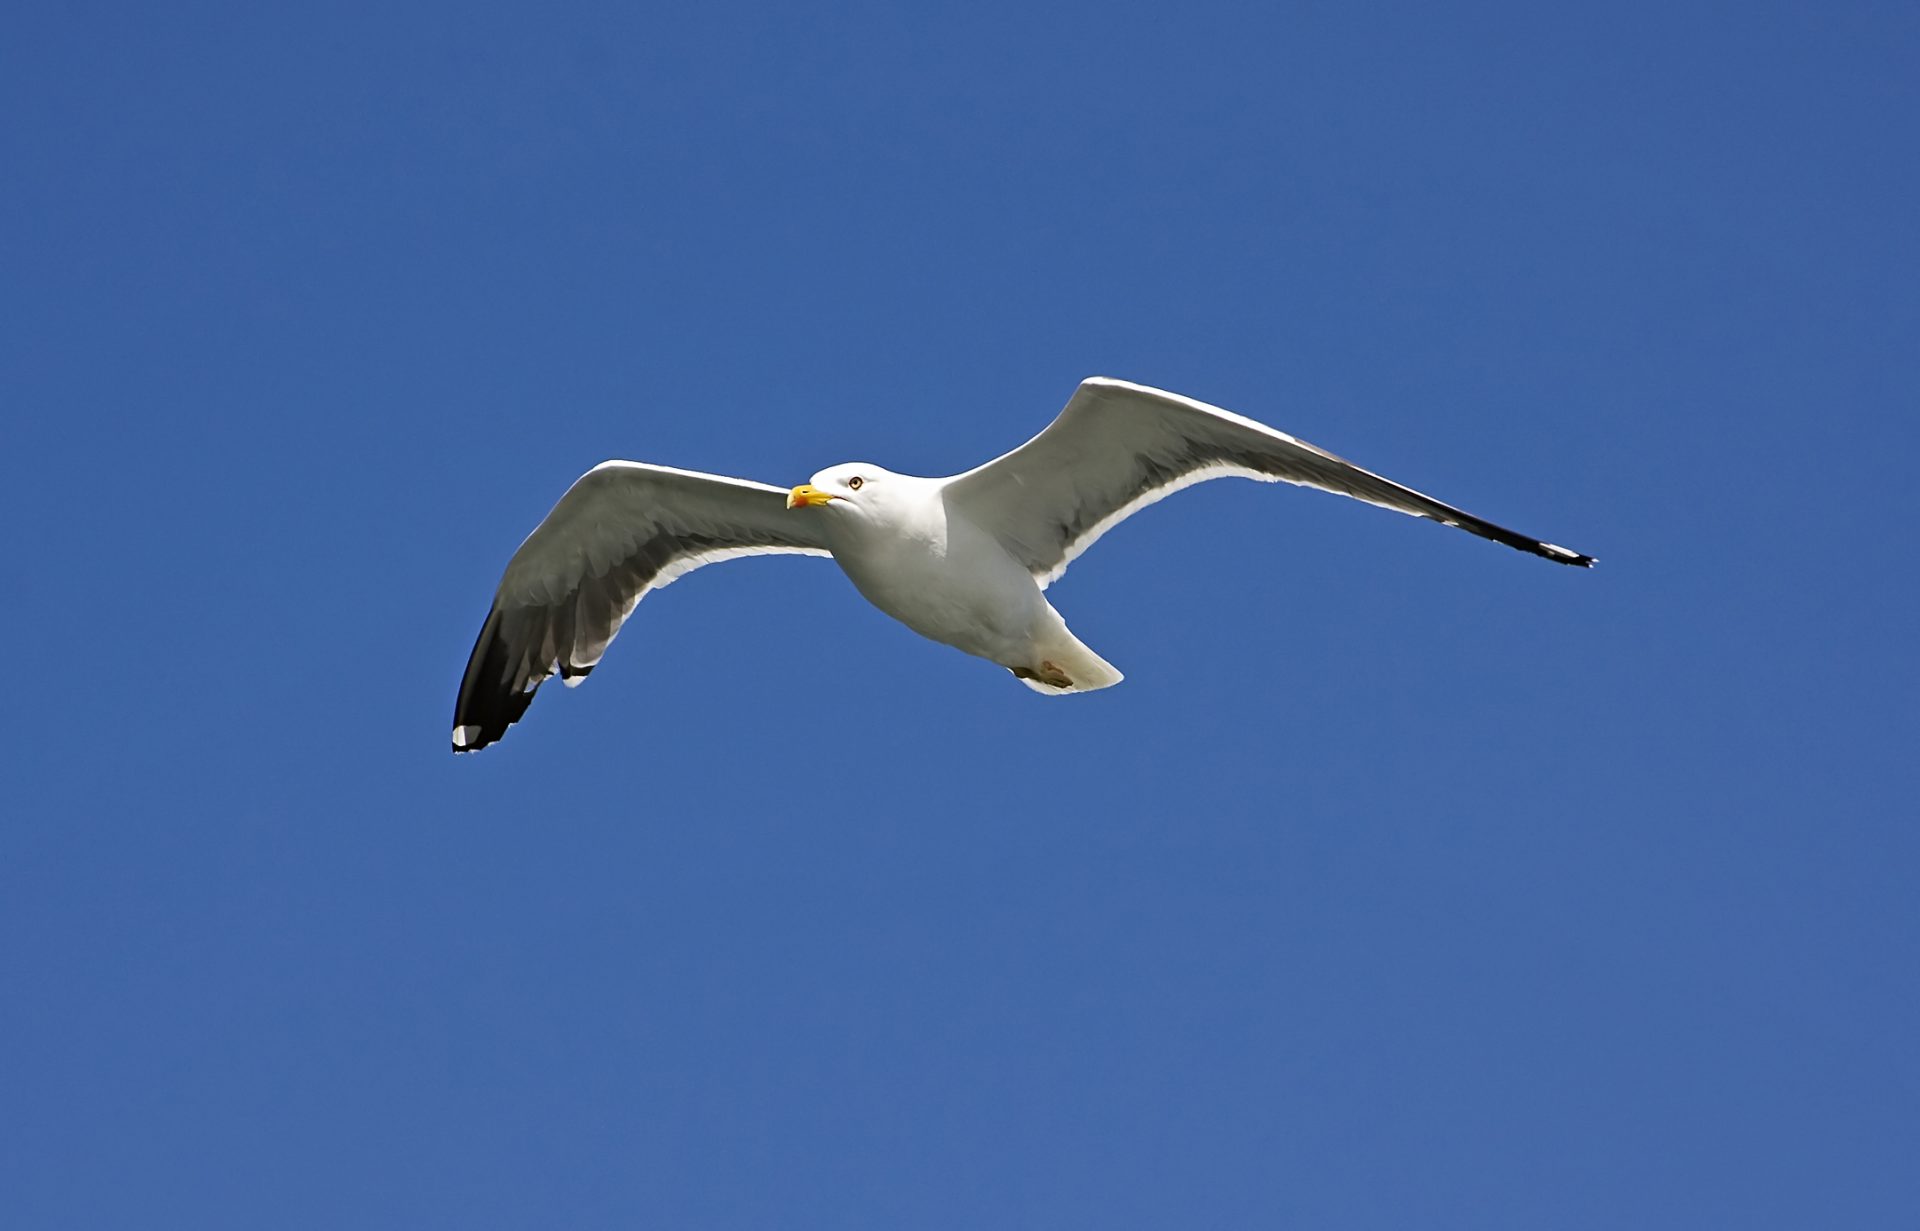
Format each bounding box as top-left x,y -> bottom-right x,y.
945,377 -> 1593,588
453,462 -> 830,752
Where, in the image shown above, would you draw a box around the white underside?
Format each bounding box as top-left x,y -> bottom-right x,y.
823,486 -> 1125,693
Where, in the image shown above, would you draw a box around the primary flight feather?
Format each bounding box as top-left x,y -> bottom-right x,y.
453,378 -> 1592,751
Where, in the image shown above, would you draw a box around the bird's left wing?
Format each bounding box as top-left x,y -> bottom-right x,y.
453,462 -> 830,752
944,377 -> 1594,587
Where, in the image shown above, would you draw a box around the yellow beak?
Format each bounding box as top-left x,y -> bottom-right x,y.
786,484 -> 836,509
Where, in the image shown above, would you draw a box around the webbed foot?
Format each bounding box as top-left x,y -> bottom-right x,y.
1011,660 -> 1075,689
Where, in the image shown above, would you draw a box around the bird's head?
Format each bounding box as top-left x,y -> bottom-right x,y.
786,463 -> 892,511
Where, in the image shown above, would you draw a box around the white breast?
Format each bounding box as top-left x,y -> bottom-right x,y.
825,482 -> 1047,662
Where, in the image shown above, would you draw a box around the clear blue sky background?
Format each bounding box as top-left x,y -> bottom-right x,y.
4,2 -> 1916,1226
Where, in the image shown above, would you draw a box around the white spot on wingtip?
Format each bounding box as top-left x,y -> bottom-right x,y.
562,674 -> 587,688
452,725 -> 479,748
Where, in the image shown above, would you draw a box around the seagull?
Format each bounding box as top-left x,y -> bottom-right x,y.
453,377 -> 1592,751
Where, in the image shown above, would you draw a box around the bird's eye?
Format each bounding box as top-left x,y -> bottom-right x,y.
847,476 -> 864,491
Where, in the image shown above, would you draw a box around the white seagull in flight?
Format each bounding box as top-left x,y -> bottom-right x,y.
453,378 -> 1592,751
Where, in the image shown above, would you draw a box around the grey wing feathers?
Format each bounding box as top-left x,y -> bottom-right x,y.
945,377 -> 1594,586
452,462 -> 830,752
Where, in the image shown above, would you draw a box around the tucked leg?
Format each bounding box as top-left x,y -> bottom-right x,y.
1010,660 -> 1075,689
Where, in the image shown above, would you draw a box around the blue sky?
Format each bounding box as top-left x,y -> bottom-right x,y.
4,1 -> 1916,1226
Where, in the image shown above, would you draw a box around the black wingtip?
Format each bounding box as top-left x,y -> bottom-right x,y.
1545,544 -> 1597,567
451,607 -> 540,754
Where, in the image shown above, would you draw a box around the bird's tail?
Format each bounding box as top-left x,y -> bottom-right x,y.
1013,632 -> 1125,696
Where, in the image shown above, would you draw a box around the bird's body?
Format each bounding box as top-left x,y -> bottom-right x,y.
453,378 -> 1592,751
803,468 -> 1118,693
